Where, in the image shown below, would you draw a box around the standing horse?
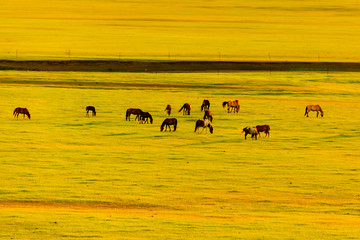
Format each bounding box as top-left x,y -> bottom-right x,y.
86,106 -> 96,116
222,100 -> 240,113
256,125 -> 270,138
13,107 -> 31,119
165,104 -> 171,116
140,112 -> 153,124
160,118 -> 177,132
178,103 -> 191,115
201,99 -> 210,111
304,105 -> 324,117
194,119 -> 213,134
126,108 -> 143,121
242,127 -> 258,140
203,110 -> 213,122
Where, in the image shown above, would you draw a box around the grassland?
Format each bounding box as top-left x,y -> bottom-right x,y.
1,0 -> 360,61
0,70 -> 359,239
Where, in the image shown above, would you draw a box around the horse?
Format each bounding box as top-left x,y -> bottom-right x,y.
126,108 -> 143,121
304,105 -> 324,117
165,104 -> 171,116
13,107 -> 31,119
201,99 -> 210,111
140,112 -> 153,124
242,127 -> 258,140
256,125 -> 270,138
160,118 -> 177,132
86,106 -> 96,116
178,103 -> 191,115
194,119 -> 213,134
222,100 -> 240,113
203,110 -> 213,122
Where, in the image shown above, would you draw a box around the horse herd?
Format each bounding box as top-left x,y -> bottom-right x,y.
12,101 -> 324,140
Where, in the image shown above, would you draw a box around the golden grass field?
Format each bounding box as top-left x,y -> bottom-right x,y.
1,0 -> 360,61
1,0 -> 360,239
0,70 -> 359,239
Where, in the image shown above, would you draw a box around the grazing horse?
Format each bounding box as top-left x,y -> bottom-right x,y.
178,103 -> 191,115
203,110 -> 213,122
160,118 -> 177,132
126,108 -> 143,121
165,104 -> 171,116
86,106 -> 96,116
304,105 -> 324,117
201,99 -> 210,111
256,125 -> 270,138
194,119 -> 213,134
13,107 -> 31,119
222,100 -> 240,113
140,112 -> 153,124
242,127 -> 258,140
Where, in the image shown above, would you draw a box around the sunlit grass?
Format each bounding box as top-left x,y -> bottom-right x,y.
0,70 -> 359,238
1,0 -> 360,61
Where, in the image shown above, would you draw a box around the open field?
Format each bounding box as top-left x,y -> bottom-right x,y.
1,0 -> 360,61
0,70 -> 359,239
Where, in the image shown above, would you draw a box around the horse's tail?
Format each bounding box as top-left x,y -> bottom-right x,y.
173,119 -> 177,131
126,109 -> 129,120
304,106 -> 308,116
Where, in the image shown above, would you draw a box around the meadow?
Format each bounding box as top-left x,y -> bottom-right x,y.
0,70 -> 359,239
1,0 -> 360,61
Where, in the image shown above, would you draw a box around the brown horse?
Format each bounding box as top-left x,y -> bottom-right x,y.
86,106 -> 96,116
165,104 -> 171,116
195,119 -> 213,134
242,127 -> 258,140
256,125 -> 270,138
161,118 -> 177,132
126,108 -> 143,121
201,99 -> 210,111
140,112 -> 153,124
203,110 -> 213,122
178,103 -> 191,115
305,105 -> 324,117
13,107 -> 31,119
222,100 -> 240,113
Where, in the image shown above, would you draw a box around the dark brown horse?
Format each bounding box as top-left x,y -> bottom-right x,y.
161,118 -> 177,132
305,105 -> 324,117
195,119 -> 213,134
178,103 -> 191,115
126,108 -> 143,121
86,106 -> 96,116
242,127 -> 258,140
203,110 -> 213,122
165,104 -> 171,116
13,107 -> 31,119
256,125 -> 270,138
222,100 -> 240,113
201,99 -> 210,111
140,112 -> 153,124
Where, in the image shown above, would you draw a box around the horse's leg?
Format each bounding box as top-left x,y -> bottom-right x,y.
244,133 -> 247,139
316,111 -> 319,117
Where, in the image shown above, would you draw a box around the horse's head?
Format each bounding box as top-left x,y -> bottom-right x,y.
242,127 -> 250,133
222,102 -> 228,108
321,112 -> 324,117
209,125 -> 213,134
